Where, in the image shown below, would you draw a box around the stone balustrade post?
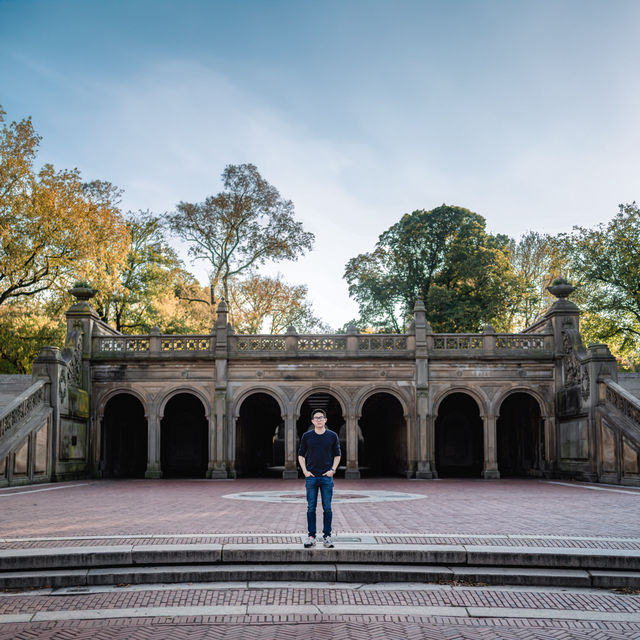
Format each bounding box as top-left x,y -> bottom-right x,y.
346,324 -> 358,355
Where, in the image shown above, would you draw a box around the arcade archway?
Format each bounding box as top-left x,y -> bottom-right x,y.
358,393 -> 407,476
235,393 -> 284,477
160,393 -> 208,478
297,393 -> 345,471
435,393 -> 483,477
497,392 -> 544,476
101,393 -> 147,478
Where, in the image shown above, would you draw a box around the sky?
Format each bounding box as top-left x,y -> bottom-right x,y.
1,0 -> 639,330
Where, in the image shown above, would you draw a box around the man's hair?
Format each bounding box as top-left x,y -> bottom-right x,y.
311,409 -> 327,419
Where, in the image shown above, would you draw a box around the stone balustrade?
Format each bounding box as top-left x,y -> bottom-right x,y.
0,380 -> 47,445
92,330 -> 551,359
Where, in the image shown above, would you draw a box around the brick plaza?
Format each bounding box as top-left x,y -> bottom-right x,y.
1,477 -> 640,639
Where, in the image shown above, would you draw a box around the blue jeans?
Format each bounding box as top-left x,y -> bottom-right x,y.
305,475 -> 333,537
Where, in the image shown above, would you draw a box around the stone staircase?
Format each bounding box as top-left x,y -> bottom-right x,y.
2,543 -> 639,590
0,375 -> 32,412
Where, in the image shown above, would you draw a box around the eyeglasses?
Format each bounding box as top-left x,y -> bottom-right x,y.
312,416 -> 326,421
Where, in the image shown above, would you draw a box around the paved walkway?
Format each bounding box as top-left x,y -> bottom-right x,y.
1,478 -> 640,638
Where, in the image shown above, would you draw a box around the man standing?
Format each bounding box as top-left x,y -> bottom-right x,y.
298,409 -> 341,548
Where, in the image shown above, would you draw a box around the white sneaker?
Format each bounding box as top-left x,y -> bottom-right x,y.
322,536 -> 334,548
303,535 -> 316,548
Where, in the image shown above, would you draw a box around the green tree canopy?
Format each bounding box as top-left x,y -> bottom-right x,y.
504,231 -> 568,331
344,205 -> 517,332
564,202 -> 640,362
0,106 -> 129,306
167,164 -> 314,306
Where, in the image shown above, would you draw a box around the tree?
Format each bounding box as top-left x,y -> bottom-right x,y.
0,106 -> 129,306
502,231 -> 568,331
92,211 -> 209,333
167,164 -> 314,306
344,205 -> 517,332
228,272 -> 329,334
564,203 -> 640,362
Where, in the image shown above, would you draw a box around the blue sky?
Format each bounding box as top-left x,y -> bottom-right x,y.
1,0 -> 639,329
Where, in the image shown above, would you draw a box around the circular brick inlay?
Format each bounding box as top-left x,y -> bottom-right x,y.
222,490 -> 427,503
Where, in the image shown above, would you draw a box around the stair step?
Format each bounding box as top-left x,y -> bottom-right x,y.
1,564 -> 639,590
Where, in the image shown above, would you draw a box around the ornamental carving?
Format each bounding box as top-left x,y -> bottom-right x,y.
0,384 -> 46,440
562,331 -> 589,400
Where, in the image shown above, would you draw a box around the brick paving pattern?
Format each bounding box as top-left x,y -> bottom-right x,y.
1,478 -> 640,540
2,478 -> 640,638
2,617 -> 640,639
1,585 -> 640,614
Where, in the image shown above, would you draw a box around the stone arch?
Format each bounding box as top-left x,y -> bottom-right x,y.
354,385 -> 411,418
231,386 -> 286,420
435,391 -> 484,477
293,386 -> 349,419
159,386 -> 211,419
432,386 -> 490,418
295,388 -> 347,466
160,391 -> 208,478
357,389 -> 408,477
101,392 -> 148,478
492,386 -> 550,419
96,387 -> 149,421
497,390 -> 545,477
234,390 -> 286,477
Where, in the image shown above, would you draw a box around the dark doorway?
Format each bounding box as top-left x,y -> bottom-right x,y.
497,393 -> 544,476
358,393 -> 407,476
236,393 -> 284,477
297,393 -> 344,472
435,393 -> 483,477
161,393 -> 208,478
102,394 -> 147,478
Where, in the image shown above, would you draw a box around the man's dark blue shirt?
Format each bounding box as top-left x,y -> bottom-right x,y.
298,429 -> 341,475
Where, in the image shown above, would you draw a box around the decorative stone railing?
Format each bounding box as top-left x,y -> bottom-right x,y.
230,334 -> 409,355
235,336 -> 287,352
357,335 -> 408,351
92,330 -> 552,359
601,379 -> 640,432
434,335 -> 483,350
432,333 -> 549,352
94,335 -> 214,354
0,380 -> 47,446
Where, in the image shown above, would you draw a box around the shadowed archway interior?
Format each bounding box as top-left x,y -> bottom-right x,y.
358,393 -> 407,477
497,392 -> 544,476
101,393 -> 147,478
161,393 -> 208,478
235,393 -> 284,477
435,393 -> 484,477
297,393 -> 344,473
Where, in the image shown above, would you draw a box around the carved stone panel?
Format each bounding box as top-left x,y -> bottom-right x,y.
13,439 -> 29,475
34,422 -> 49,474
60,419 -> 87,461
600,423 -> 617,473
623,438 -> 639,475
559,419 -> 588,460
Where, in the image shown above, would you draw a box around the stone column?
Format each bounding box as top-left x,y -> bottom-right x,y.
345,413 -> 360,479
542,415 -> 555,475
415,391 -> 434,478
482,414 -> 500,479
144,412 -> 162,478
283,410 -> 298,479
209,300 -> 229,478
413,298 -> 433,479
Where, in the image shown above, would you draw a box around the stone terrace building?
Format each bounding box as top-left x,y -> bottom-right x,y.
1,286 -> 640,486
